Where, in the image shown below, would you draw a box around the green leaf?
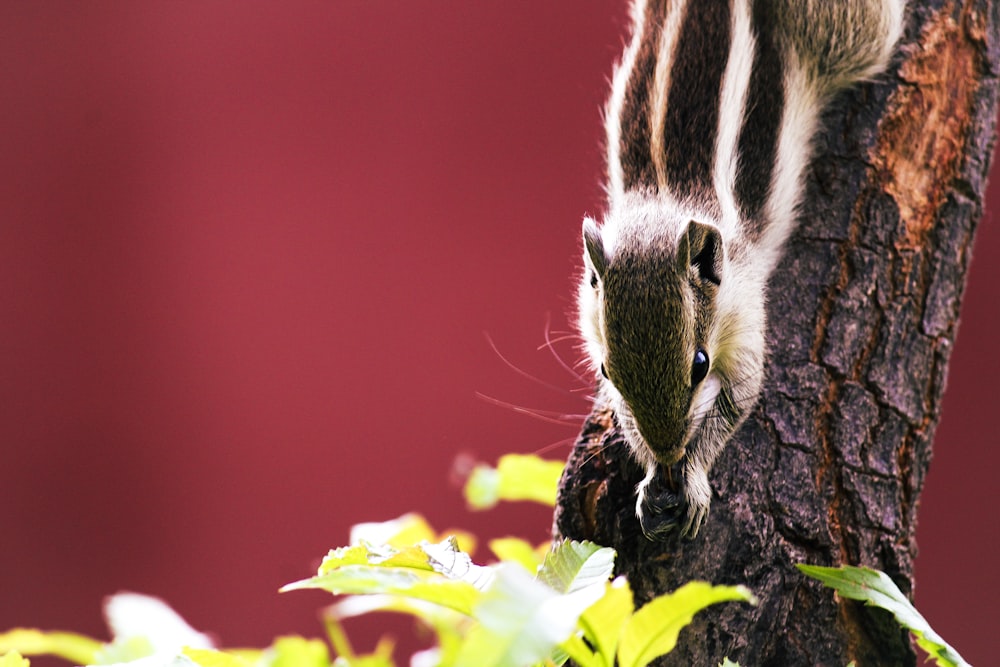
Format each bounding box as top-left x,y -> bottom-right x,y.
617,582 -> 756,667
1,651 -> 30,667
183,648 -> 252,667
465,455 -> 565,510
454,564 -> 604,667
283,538 -> 496,616
797,565 -> 970,667
318,540 -> 455,574
219,650 -> 264,665
283,565 -> 481,616
536,540 -> 615,595
97,592 -> 212,664
516,540 -> 618,666
718,659 -> 740,667
335,597 -> 464,667
349,513 -> 437,546
548,644 -> 571,667
560,633 -> 602,667
315,539 -> 493,588
464,465 -> 500,510
91,636 -> 156,665
418,538 -> 495,588
332,656 -> 395,667
574,578 -> 634,667
0,629 -> 102,665
318,544 -> 383,571
324,615 -> 397,666
267,637 -> 331,667
348,514 -> 477,557
488,538 -> 545,573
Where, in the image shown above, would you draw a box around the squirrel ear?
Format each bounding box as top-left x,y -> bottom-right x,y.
683,220 -> 723,285
582,217 -> 608,279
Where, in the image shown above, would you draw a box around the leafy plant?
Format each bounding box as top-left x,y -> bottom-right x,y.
0,530 -> 751,667
797,564 -> 971,667
0,453 -> 977,666
283,523 -> 755,667
0,454 -> 756,667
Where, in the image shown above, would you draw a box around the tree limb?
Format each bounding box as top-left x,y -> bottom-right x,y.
554,2 -> 1000,664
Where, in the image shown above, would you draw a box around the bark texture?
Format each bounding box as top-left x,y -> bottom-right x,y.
554,2 -> 1000,665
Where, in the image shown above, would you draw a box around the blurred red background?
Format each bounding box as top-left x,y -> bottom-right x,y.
1,2 -> 996,665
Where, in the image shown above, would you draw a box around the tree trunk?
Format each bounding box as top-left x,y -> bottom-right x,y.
553,2 -> 1000,665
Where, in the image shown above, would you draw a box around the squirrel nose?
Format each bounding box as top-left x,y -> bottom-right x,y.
634,414 -> 688,464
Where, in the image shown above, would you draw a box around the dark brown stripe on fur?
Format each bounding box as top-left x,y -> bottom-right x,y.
619,3 -> 662,190
661,0 -> 731,199
735,0 -> 784,229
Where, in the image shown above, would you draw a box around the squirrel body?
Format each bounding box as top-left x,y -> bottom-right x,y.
577,0 -> 906,539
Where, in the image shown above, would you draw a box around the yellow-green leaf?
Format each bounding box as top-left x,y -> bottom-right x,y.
283,566 -> 481,616
91,636 -> 155,665
220,649 -> 264,664
455,564 -> 605,667
575,578 -> 634,667
183,647 -> 251,667
537,540 -> 615,595
268,636 -> 330,667
349,514 -> 478,556
488,538 -> 546,572
0,651 -> 29,667
618,582 -> 755,667
465,455 -> 565,510
323,615 -> 398,667
330,594 -> 467,667
0,629 -> 102,665
316,538 -> 492,588
797,565 -> 970,667
318,545 -> 378,572
350,514 -> 436,547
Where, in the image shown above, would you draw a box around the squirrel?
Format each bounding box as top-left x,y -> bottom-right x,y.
577,0 -> 907,540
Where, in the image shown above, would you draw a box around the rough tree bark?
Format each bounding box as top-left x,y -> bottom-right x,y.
554,2 -> 1000,665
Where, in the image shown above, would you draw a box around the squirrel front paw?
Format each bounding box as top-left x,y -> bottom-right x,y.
635,463 -> 710,541
637,477 -> 683,541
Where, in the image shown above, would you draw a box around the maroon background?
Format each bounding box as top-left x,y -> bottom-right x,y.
1,2 -> 996,665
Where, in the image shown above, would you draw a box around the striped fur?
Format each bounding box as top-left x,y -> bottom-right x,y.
580,0 -> 905,539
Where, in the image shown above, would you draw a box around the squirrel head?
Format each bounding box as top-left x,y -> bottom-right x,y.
578,207 -> 725,467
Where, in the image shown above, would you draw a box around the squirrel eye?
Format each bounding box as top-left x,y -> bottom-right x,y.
691,348 -> 710,386
589,271 -> 599,289
600,363 -> 609,380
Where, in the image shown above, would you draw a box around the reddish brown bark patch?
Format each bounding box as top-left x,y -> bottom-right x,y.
876,3 -> 982,250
